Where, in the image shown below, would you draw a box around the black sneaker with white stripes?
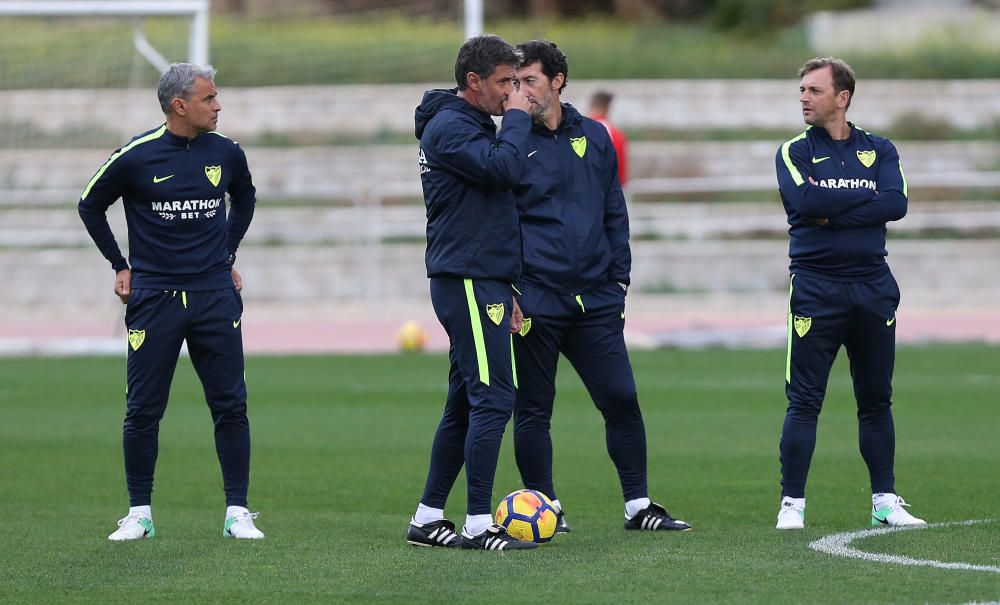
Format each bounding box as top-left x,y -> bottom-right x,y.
555,510 -> 571,534
460,524 -> 538,551
624,502 -> 692,532
407,518 -> 460,548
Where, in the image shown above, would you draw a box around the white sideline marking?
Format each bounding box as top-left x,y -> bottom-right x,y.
809,520 -> 999,574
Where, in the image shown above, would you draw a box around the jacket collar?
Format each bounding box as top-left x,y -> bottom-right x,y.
531,102 -> 582,136
162,125 -> 205,147
811,121 -> 857,142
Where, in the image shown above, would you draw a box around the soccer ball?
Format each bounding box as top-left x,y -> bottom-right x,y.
396,320 -> 426,353
495,489 -> 558,544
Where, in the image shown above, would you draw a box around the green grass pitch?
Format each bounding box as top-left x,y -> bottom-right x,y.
0,345 -> 997,604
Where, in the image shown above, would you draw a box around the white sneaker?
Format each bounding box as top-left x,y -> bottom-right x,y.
224,510 -> 265,539
776,496 -> 805,530
871,493 -> 926,527
108,514 -> 155,541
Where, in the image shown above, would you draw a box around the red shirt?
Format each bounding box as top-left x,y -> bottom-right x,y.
590,113 -> 629,187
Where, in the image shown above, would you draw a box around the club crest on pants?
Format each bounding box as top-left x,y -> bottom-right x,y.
519,317 -> 532,337
128,329 -> 146,351
793,316 -> 812,338
486,303 -> 505,326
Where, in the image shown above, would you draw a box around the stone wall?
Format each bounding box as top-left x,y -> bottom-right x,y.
4,79 -> 999,145
3,79 -> 998,329
4,141 -> 997,204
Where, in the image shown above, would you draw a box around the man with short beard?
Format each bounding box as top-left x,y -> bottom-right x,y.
406,34 -> 538,551
510,39 -> 692,535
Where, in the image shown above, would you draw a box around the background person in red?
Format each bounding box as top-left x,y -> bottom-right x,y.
588,90 -> 629,187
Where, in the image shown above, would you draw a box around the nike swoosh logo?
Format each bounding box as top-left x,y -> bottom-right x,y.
528,150 -> 537,157
886,317 -> 896,327
233,319 -> 241,328
153,175 -> 175,183
811,156 -> 830,164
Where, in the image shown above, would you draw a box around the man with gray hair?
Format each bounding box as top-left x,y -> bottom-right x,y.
79,63 -> 263,540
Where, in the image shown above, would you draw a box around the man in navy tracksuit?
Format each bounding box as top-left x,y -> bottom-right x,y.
79,64 -> 264,540
405,35 -> 538,551
775,57 -> 926,530
511,40 -> 691,533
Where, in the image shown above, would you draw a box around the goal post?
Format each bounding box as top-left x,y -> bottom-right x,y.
464,0 -> 483,39
0,0 -> 210,68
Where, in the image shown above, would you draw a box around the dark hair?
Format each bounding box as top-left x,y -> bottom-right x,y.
590,90 -> 613,112
454,34 -> 518,91
799,56 -> 856,109
516,39 -> 568,93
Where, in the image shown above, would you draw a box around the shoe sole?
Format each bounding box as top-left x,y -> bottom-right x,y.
459,544 -> 539,550
872,519 -> 928,527
224,530 -> 265,539
108,529 -> 153,541
407,539 -> 458,548
407,539 -> 435,547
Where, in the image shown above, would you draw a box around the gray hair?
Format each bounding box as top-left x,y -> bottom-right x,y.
157,63 -> 217,114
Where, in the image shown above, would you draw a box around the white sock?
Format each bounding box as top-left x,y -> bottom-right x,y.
226,505 -> 249,519
463,514 -> 493,537
551,499 -> 562,513
625,497 -> 651,519
873,492 -> 897,506
129,505 -> 151,519
413,503 -> 444,525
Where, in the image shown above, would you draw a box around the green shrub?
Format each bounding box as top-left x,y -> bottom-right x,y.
710,0 -> 874,31
1,12 -> 998,89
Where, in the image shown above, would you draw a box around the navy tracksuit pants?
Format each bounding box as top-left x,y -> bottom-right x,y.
781,271 -> 899,498
420,277 -> 517,516
123,287 -> 250,507
513,281 -> 648,503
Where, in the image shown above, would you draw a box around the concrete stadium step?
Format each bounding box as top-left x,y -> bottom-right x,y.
3,141 -> 998,205
4,80 -> 999,143
2,239 -> 997,308
4,202 -> 999,249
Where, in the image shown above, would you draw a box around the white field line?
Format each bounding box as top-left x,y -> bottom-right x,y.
809,520 -> 999,574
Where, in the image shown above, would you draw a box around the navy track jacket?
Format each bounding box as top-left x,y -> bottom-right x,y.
415,88 -> 531,283
78,125 -> 256,291
776,124 -> 907,280
514,103 -> 630,294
